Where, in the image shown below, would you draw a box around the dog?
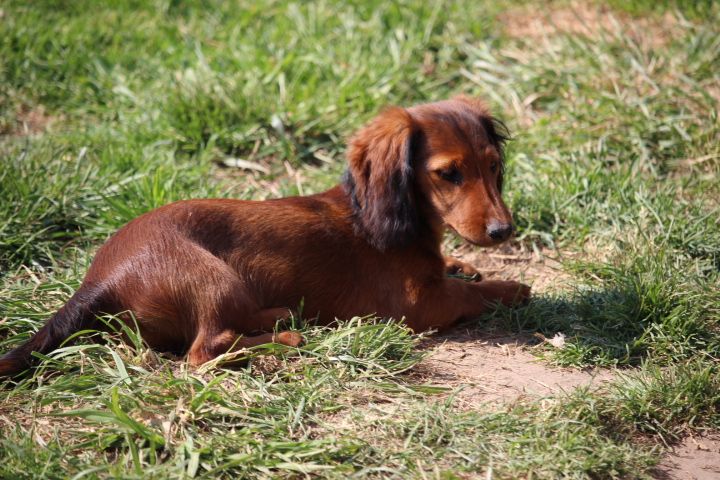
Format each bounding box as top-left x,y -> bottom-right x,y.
0,96 -> 530,376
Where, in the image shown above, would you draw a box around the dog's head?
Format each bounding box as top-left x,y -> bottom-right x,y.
344,96 -> 513,250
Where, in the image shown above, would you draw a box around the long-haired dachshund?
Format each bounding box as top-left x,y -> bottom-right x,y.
0,97 -> 530,376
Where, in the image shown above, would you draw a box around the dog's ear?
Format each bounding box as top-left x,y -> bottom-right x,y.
453,96 -> 510,191
344,107 -> 421,250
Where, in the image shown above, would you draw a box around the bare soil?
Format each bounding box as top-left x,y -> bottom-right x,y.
3,106 -> 57,136
499,2 -> 678,48
414,244 -> 612,406
654,434 -> 720,480
417,329 -> 611,406
450,241 -> 571,289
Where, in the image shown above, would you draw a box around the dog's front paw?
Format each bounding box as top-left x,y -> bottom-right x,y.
481,280 -> 531,307
445,257 -> 482,281
512,282 -> 532,305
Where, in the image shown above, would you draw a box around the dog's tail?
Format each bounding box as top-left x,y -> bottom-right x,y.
0,285 -> 106,378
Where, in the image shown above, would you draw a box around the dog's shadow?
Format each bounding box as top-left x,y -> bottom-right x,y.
418,279 -> 689,367
421,323 -> 539,350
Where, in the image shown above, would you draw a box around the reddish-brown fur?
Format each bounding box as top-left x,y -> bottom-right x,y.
0,97 -> 530,376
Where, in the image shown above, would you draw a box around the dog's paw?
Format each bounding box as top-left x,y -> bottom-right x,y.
480,280 -> 531,307
274,331 -> 304,348
445,258 -> 483,281
512,282 -> 532,305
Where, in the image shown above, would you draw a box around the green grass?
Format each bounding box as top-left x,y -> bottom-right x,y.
1,0 -> 719,478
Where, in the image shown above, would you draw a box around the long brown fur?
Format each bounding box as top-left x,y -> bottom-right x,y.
0,97 -> 530,376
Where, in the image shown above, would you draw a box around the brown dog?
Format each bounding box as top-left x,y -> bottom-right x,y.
0,97 -> 530,376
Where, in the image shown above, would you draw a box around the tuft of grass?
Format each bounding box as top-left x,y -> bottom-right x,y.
0,318 -> 425,478
605,359 -> 720,442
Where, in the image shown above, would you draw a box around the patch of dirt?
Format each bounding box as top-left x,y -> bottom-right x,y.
450,241 -> 571,292
210,153 -> 307,200
212,165 -> 285,198
416,328 -> 611,406
417,244 -> 612,406
707,83 -> 720,105
3,106 -> 57,136
499,2 -> 678,48
654,433 -> 720,480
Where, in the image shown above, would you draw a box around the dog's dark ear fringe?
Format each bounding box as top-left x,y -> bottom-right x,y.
343,109 -> 422,251
480,116 -> 511,192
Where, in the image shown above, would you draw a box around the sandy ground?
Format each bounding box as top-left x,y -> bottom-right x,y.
418,328 -> 611,407
498,2 -> 677,48
654,434 -> 720,480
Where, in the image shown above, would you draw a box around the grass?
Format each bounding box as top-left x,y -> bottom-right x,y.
1,0 -> 719,478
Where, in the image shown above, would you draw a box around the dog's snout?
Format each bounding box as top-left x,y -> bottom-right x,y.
487,222 -> 513,241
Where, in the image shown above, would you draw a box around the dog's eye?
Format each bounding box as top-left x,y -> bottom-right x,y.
490,161 -> 499,173
437,167 -> 463,185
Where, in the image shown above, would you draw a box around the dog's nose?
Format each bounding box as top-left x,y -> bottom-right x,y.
487,222 -> 513,241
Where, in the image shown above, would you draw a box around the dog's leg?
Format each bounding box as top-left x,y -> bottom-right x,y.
117,240 -> 301,357
186,301 -> 300,366
408,279 -> 530,332
187,330 -> 303,366
184,298 -> 301,366
444,256 -> 482,280
467,280 -> 531,308
253,307 -> 294,331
